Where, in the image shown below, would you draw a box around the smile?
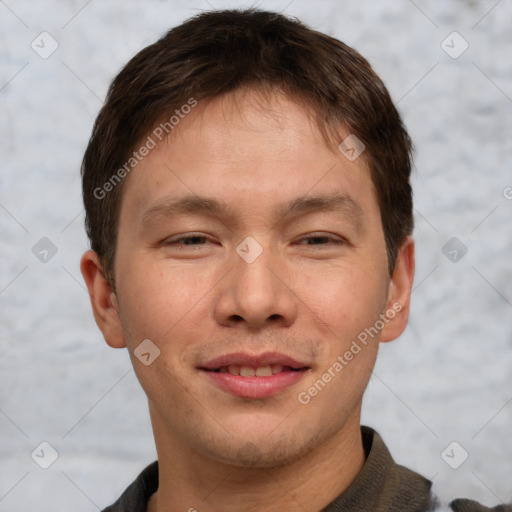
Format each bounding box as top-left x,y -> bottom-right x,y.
211,364 -> 302,377
199,352 -> 310,399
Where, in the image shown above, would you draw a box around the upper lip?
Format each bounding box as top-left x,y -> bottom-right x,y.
200,351 -> 308,370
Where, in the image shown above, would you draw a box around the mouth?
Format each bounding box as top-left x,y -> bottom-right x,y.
209,364 -> 304,377
199,352 -> 310,399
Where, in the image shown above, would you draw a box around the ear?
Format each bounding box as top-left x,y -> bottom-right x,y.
80,250 -> 126,348
380,236 -> 415,343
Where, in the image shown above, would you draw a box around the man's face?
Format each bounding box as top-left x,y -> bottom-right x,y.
103,89 -> 402,467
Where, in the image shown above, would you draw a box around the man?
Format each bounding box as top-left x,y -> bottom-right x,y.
79,9 -> 509,512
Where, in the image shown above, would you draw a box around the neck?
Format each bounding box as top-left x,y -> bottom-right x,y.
147,407 -> 366,512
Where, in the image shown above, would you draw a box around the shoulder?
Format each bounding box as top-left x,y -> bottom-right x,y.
361,426 -> 511,512
446,498 -> 512,512
101,461 -> 158,512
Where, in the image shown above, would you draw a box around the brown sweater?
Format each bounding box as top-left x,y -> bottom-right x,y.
101,426 -> 510,512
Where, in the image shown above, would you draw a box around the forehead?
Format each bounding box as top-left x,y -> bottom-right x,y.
119,89 -> 379,227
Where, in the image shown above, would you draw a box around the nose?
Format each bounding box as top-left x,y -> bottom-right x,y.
213,239 -> 298,330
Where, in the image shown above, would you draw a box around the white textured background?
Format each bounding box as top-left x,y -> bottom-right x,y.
1,1 -> 511,510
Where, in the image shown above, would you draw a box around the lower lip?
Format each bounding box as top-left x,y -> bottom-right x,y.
201,369 -> 307,399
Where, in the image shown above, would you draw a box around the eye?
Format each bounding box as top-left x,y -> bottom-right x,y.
295,233 -> 346,246
163,233 -> 212,247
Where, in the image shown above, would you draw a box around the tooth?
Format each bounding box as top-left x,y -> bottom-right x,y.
255,366 -> 272,377
228,365 -> 240,375
239,366 -> 256,377
219,367 -> 228,373
271,364 -> 284,375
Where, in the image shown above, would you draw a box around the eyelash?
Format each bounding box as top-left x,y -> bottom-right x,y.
163,233 -> 346,247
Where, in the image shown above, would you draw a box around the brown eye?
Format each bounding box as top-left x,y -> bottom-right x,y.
296,233 -> 346,246
163,233 -> 212,247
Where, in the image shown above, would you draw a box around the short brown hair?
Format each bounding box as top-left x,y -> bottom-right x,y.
81,8 -> 413,286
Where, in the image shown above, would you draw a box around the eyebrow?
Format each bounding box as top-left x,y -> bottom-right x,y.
141,192 -> 365,228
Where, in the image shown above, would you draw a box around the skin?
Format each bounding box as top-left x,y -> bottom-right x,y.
81,88 -> 414,512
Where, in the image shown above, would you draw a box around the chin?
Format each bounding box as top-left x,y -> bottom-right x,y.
201,428 -> 323,469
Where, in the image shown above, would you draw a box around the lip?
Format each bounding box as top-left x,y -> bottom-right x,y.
200,351 -> 307,370
199,351 -> 310,399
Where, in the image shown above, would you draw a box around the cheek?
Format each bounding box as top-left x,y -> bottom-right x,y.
117,263 -> 205,396
116,257 -> 221,351
298,260 -> 388,328
297,268 -> 384,411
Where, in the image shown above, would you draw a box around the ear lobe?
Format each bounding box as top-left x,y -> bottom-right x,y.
80,250 -> 126,348
380,236 -> 415,343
